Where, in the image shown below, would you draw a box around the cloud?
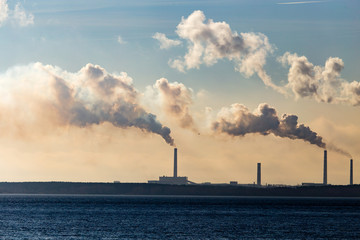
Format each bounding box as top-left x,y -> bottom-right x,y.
212,103 -> 326,148
279,52 -> 360,105
13,2 -> 34,27
277,1 -> 325,4
0,63 -> 175,146
152,32 -> 181,49
0,0 -> 8,25
117,35 -> 126,44
150,78 -> 195,129
0,0 -> 34,27
343,81 -> 360,106
166,10 -> 284,93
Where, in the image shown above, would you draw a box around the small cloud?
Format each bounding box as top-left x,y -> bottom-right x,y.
168,58 -> 185,73
13,2 -> 34,27
117,35 -> 126,44
153,32 -> 181,49
277,1 -> 325,4
0,1 -> 34,27
196,89 -> 209,99
0,0 -> 9,26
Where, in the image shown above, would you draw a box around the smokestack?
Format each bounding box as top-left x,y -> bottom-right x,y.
323,150 -> 327,185
174,148 -> 177,177
350,159 -> 353,185
257,163 -> 261,186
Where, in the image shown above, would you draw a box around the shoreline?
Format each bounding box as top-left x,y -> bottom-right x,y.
0,182 -> 359,197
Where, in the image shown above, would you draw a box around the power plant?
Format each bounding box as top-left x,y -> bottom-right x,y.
148,148 -> 189,185
149,148 -> 355,186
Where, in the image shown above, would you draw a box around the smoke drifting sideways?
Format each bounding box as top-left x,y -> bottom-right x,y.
155,10 -> 360,107
212,103 -> 353,157
161,10 -> 284,94
0,62 -> 174,146
212,103 -> 326,147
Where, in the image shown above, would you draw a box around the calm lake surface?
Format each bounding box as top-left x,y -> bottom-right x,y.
0,195 -> 359,239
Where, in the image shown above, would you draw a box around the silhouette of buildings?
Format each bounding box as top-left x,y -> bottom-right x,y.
148,148 -> 189,185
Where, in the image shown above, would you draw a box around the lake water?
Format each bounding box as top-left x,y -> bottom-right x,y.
0,195 -> 359,239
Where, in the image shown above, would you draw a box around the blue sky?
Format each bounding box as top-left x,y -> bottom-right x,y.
0,0 -> 359,184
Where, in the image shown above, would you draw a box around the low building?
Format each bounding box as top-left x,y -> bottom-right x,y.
301,182 -> 325,186
148,176 -> 188,185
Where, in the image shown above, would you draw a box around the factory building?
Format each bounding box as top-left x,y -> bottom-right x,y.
148,148 -> 355,186
148,148 -> 189,185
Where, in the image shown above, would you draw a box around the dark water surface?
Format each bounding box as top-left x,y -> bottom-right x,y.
0,195 -> 359,239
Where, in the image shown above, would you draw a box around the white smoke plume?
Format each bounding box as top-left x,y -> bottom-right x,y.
167,10 -> 284,93
212,103 -> 326,148
152,32 -> 181,49
0,63 -> 174,145
279,52 -> 360,105
149,78 -> 195,130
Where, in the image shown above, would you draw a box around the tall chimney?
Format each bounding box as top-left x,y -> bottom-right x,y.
257,163 -> 261,186
323,150 -> 327,185
174,148 -> 177,178
350,159 -> 353,185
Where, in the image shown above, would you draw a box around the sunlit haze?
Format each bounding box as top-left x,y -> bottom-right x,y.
0,0 -> 359,185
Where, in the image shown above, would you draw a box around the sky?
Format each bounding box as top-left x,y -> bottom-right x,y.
0,0 -> 359,185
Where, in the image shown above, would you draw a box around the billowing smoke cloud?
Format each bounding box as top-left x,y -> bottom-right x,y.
150,78 -> 195,129
0,63 -> 174,145
152,32 -> 181,49
279,52 -> 360,105
212,103 -> 325,148
156,11 -> 359,105
165,10 -> 284,93
343,81 -> 360,106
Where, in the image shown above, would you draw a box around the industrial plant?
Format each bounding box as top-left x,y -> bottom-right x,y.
148,148 -> 355,187
148,148 -> 191,185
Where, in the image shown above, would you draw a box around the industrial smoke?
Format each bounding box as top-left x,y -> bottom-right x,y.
152,78 -> 195,130
212,103 -> 354,157
212,103 -> 325,147
155,10 -> 360,107
0,62 -> 175,146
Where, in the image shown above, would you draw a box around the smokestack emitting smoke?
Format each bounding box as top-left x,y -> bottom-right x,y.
0,62 -> 353,160
0,63 -> 175,146
323,150 -> 327,185
350,159 -> 353,185
257,163 -> 261,186
174,148 -> 178,177
327,143 -> 352,158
